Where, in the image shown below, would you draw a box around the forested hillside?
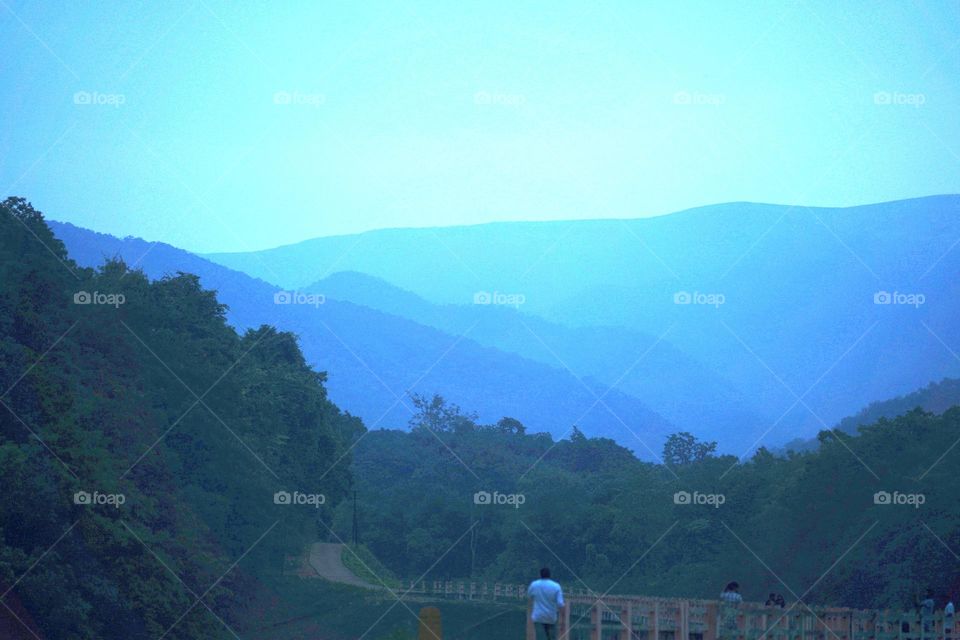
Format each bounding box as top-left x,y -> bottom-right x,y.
4,197 -> 960,639
836,378 -> 960,435
0,198 -> 363,639
338,397 -> 960,610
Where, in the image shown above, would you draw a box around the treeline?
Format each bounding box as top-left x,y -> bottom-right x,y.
337,395 -> 960,610
0,198 -> 363,639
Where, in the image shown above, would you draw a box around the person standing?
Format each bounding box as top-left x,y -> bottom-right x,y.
945,594 -> 954,640
528,567 -> 565,640
919,589 -> 936,636
720,582 -> 743,638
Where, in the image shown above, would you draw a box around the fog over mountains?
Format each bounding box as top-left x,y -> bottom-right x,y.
51,195 -> 960,457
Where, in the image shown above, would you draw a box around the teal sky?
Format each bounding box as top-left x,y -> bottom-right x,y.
2,0 -> 959,252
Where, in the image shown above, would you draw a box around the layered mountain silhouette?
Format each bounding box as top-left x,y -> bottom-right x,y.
49,221 -> 679,458
204,196 -> 960,450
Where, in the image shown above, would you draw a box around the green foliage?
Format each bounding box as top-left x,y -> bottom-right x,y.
663,431 -> 718,466
0,198 -> 364,638
345,395 -> 960,610
342,544 -> 402,589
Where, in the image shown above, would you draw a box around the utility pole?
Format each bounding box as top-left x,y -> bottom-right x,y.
352,490 -> 359,545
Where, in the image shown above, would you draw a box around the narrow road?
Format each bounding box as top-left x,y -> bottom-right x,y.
307,543 -> 382,590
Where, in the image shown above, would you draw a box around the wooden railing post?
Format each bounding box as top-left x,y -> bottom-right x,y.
526,600 -> 535,640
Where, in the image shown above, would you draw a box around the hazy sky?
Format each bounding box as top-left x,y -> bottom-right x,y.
2,0 -> 959,252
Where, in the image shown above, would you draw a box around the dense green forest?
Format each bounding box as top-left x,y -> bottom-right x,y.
336,396 -> 960,610
0,198 -> 363,639
3,197 -> 959,640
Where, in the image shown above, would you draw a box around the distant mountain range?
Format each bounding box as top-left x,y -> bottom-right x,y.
203,195 -> 960,449
51,194 -> 960,456
49,221 -> 678,458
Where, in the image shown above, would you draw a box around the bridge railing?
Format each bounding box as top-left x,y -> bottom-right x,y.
526,595 -> 952,640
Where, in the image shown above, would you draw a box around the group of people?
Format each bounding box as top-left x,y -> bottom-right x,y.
524,575 -> 785,640
917,589 -> 956,636
720,581 -> 784,608
528,574 -> 957,640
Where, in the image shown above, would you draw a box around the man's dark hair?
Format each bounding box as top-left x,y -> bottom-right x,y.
540,567 -> 551,579
725,581 -> 739,592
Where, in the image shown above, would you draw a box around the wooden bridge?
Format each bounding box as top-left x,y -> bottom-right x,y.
525,595 -> 950,640
388,581 -> 948,640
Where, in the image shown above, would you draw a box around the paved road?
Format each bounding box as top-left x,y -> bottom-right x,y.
307,543 -> 381,590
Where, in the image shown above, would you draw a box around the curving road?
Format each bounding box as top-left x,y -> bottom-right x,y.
307,543 -> 382,590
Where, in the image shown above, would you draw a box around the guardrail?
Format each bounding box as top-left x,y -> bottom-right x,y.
526,595 -> 951,640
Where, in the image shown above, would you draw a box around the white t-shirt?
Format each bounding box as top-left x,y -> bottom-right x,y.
945,602 -> 955,630
528,579 -> 565,624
